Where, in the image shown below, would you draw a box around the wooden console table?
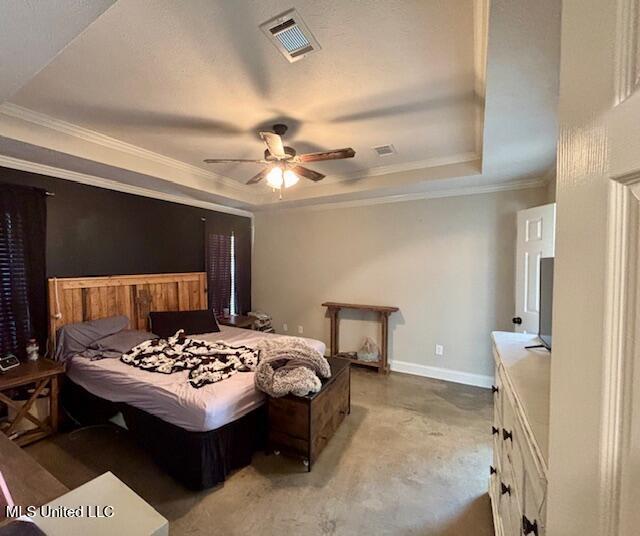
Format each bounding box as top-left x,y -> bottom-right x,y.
322,302 -> 399,374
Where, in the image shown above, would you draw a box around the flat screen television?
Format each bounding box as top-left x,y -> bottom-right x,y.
539,257 -> 554,351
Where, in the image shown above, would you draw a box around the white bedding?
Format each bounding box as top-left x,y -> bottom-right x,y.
66,326 -> 326,432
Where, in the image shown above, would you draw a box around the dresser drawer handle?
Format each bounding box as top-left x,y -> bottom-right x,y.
492,426 -> 500,436
500,482 -> 511,496
522,515 -> 539,535
502,429 -> 513,442
491,385 -> 499,394
490,465 -> 497,475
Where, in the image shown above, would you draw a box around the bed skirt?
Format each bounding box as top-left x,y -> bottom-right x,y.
61,379 -> 267,490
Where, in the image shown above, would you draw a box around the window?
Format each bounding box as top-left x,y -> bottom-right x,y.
206,232 -> 235,316
204,217 -> 251,317
230,232 -> 236,315
0,184 -> 47,359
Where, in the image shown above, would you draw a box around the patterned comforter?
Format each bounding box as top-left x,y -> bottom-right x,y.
121,330 -> 259,388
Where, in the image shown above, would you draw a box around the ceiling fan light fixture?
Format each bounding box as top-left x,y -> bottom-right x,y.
283,169 -> 299,188
266,166 -> 284,188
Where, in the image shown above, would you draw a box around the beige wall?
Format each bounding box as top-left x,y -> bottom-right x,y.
253,186 -> 547,380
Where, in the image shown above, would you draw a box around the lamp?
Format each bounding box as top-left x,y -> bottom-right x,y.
283,169 -> 299,187
266,166 -> 283,188
266,166 -> 299,189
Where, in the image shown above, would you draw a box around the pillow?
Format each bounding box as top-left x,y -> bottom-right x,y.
55,315 -> 129,362
90,330 -> 158,355
149,310 -> 220,338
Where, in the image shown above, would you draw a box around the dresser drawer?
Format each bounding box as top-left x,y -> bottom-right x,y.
523,462 -> 547,535
497,465 -> 520,536
501,386 -> 525,499
492,362 -> 504,420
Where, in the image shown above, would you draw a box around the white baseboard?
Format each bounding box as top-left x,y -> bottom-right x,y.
390,360 -> 494,389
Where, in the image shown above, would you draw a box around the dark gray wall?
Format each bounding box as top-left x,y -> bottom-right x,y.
0,167 -> 251,279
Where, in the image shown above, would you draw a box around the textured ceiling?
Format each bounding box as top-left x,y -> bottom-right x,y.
0,0 -> 116,102
9,0 -> 477,184
0,0 -> 560,210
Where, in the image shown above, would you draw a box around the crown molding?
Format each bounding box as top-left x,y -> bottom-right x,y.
0,102 -> 251,194
257,176 -> 548,213
0,154 -> 253,218
0,103 -> 483,202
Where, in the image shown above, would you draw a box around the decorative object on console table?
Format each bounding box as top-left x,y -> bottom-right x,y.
217,314 -> 255,330
267,357 -> 350,472
321,302 -> 399,374
0,360 -> 64,446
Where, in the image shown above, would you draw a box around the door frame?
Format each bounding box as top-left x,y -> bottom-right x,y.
599,1 -> 640,532
600,174 -> 639,535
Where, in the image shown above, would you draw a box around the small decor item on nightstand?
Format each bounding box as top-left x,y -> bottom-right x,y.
357,337 -> 380,362
26,339 -> 40,361
0,354 -> 20,373
248,311 -> 274,333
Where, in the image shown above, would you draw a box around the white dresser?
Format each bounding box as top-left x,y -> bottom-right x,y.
489,332 -> 550,536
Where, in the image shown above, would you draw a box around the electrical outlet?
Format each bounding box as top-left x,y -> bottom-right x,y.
283,323 -> 288,332
435,344 -> 444,356
297,325 -> 304,334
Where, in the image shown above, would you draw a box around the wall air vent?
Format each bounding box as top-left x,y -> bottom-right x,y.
260,9 -> 321,63
372,144 -> 396,157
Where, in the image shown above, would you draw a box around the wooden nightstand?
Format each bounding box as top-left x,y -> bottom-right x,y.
218,314 -> 255,330
0,359 -> 65,446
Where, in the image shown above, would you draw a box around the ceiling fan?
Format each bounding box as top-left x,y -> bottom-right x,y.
203,124 -> 355,189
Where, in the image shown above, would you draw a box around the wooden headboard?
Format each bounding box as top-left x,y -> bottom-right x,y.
47,272 -> 207,349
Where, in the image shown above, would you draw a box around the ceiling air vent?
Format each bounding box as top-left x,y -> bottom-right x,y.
372,144 -> 396,157
260,9 -> 321,63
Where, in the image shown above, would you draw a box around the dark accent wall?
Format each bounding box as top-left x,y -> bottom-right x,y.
0,167 -> 251,290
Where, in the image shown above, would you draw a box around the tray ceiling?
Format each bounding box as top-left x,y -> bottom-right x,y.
0,0 -> 560,210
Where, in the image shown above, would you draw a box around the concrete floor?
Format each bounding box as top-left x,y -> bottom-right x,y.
26,369 -> 495,536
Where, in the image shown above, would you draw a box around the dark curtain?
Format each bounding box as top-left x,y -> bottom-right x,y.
0,183 -> 47,359
233,222 -> 252,315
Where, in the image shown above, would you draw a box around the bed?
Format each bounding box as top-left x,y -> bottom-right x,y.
48,273 -> 326,489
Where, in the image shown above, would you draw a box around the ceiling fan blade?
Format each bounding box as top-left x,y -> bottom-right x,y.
246,168 -> 268,185
204,158 -> 266,164
291,165 -> 326,182
296,148 -> 355,163
260,131 -> 286,158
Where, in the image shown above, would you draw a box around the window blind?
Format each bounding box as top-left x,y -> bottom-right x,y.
207,233 -> 233,316
0,184 -> 47,359
204,216 -> 251,317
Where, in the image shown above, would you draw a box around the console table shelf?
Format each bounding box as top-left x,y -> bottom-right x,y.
322,302 -> 399,374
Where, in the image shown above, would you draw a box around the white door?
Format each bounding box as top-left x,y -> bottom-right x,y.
514,203 -> 556,334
